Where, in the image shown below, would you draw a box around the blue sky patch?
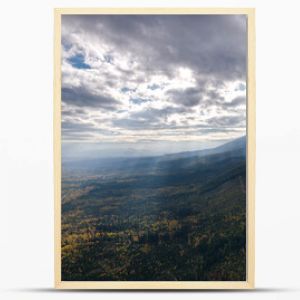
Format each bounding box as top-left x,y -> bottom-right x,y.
121,87 -> 136,93
130,97 -> 150,105
236,83 -> 246,91
68,53 -> 91,69
148,84 -> 160,90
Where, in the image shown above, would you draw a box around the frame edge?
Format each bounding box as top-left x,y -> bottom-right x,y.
54,8 -> 62,287
53,7 -> 256,290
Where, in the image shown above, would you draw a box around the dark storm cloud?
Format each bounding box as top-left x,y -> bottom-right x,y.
62,120 -> 120,138
131,106 -> 193,123
136,106 -> 192,118
112,116 -> 245,132
62,120 -> 98,133
167,85 -> 245,110
62,107 -> 87,117
222,96 -> 246,108
62,86 -> 120,109
112,106 -> 192,130
206,90 -> 225,102
167,87 -> 203,107
206,115 -> 245,127
62,14 -> 246,81
112,119 -> 183,131
62,130 -> 99,141
201,93 -> 246,111
113,118 -> 155,130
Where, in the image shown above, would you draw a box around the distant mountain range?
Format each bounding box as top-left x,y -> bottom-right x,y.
161,136 -> 246,160
63,136 -> 246,176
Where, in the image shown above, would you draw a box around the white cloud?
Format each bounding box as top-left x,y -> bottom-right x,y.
61,15 -> 247,156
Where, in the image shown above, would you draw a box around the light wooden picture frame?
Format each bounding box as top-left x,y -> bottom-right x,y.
54,7 -> 255,290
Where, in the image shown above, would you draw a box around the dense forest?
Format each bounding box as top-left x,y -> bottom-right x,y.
61,137 -> 246,281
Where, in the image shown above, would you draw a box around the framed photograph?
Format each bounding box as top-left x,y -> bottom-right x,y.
54,8 -> 255,289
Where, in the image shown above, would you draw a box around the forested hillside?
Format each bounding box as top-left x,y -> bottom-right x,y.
61,137 -> 246,281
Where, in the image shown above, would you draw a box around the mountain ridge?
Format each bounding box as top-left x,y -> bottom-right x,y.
63,135 -> 246,175
161,135 -> 246,160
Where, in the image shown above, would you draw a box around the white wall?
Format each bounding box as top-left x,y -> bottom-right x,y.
0,0 -> 300,299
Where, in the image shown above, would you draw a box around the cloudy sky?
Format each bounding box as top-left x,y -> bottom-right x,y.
61,14 -> 247,159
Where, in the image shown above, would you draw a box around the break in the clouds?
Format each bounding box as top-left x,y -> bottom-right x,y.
61,14 -> 247,158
